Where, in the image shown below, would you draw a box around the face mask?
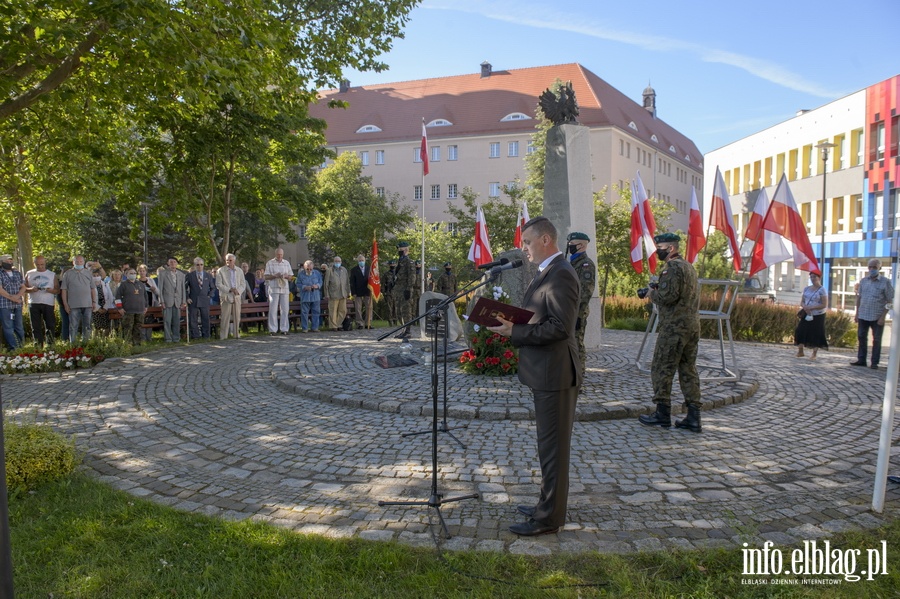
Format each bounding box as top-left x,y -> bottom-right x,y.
656,247 -> 670,261
93,276 -> 101,283
567,244 -> 579,255
445,268 -> 451,273
74,264 -> 84,270
869,269 -> 879,279
127,273 -> 137,281
358,261 -> 365,268
1,262 -> 11,270
334,262 -> 341,268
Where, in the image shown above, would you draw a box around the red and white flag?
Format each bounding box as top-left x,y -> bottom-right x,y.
744,188 -> 770,243
709,167 -> 742,272
368,231 -> 381,301
468,206 -> 493,267
749,174 -> 820,276
513,202 -> 530,249
420,119 -> 429,176
629,176 -> 657,273
630,173 -> 658,273
686,186 -> 706,263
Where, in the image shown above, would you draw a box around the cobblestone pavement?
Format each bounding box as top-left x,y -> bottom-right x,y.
5,329 -> 900,555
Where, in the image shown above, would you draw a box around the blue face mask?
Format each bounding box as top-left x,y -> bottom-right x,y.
333,262 -> 341,269
74,264 -> 84,270
358,261 -> 365,269
869,268 -> 879,279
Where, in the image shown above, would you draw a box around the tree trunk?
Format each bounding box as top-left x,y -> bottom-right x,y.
599,264 -> 610,328
14,208 -> 33,271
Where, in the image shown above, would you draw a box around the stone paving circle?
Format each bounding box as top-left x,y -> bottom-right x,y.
5,328 -> 900,555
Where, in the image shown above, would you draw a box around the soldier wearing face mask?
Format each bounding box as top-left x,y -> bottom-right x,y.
383,260 -> 398,326
391,241 -> 415,338
566,232 -> 596,375
851,258 -> 894,369
436,262 -> 457,296
638,232 -> 702,433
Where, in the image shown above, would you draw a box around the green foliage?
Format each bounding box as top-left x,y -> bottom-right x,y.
84,334 -> 133,359
307,152 -> 415,265
606,318 -> 650,332
4,418 -> 78,492
396,216 -> 460,275
693,231 -> 737,281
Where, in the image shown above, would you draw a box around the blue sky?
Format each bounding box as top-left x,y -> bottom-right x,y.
343,0 -> 899,154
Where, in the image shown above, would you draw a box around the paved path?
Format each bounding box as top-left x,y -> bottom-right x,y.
5,329 -> 900,555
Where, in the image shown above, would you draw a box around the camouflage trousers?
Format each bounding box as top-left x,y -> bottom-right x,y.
574,308 -> 589,374
385,293 -> 397,324
392,293 -> 415,326
650,325 -> 701,408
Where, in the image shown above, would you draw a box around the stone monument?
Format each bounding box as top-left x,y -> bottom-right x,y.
539,82 -> 601,350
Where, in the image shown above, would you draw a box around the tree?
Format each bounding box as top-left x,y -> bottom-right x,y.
397,217 -> 460,277
306,153 -> 414,265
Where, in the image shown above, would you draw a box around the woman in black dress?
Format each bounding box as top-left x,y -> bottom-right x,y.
795,272 -> 828,359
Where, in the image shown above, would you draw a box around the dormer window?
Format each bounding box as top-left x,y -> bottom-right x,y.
669,145 -> 677,153
356,124 -> 382,133
426,119 -> 452,127
628,121 -> 638,131
501,112 -> 531,122
650,134 -> 659,143
684,154 -> 692,162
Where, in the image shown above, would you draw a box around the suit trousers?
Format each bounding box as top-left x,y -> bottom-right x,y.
353,295 -> 372,327
530,386 -> 578,528
162,306 -> 181,342
220,298 -> 241,339
268,292 -> 290,333
188,304 -> 210,339
328,298 -> 347,330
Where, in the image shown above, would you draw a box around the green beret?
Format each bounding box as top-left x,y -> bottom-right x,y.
567,232 -> 590,242
443,262 -> 452,267
397,240 -> 410,248
654,232 -> 681,244
415,259 -> 421,266
387,259 -> 396,265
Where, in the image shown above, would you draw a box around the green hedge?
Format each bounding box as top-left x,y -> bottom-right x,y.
4,418 -> 79,492
603,295 -> 856,348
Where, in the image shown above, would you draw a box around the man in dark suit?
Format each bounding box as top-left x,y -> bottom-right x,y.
185,257 -> 215,339
489,216 -> 581,536
349,253 -> 373,329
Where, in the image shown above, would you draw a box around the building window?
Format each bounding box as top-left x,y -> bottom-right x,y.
298,224 -> 307,239
413,148 -> 422,163
871,122 -> 885,162
500,112 -> 531,121
426,118 -> 452,127
447,222 -> 458,235
360,151 -> 369,166
448,145 -> 458,161
375,187 -> 385,197
508,141 -> 519,157
414,185 -> 422,201
489,182 -> 500,197
891,116 -> 900,158
375,150 -> 384,165
447,183 -> 458,199
626,142 -> 631,159
431,184 -> 440,200
355,124 -> 382,133
431,146 -> 440,162
489,142 -> 500,158
527,140 -> 535,155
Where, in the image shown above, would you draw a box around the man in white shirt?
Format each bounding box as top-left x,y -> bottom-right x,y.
24,255 -> 59,345
264,248 -> 294,335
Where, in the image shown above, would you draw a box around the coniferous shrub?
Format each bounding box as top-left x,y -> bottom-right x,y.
4,418 -> 79,492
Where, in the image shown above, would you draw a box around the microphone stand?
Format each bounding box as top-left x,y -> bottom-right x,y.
377,268 -> 510,537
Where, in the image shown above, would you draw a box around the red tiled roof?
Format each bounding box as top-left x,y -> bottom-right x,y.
309,63 -> 702,169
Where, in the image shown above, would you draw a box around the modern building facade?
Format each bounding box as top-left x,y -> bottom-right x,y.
307,62 -> 703,235
704,74 -> 899,310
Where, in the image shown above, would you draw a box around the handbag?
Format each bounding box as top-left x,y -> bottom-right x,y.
797,309 -> 806,319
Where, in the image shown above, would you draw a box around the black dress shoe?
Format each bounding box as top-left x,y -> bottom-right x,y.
870,364 -> 879,369
516,505 -> 535,517
850,361 -> 866,366
509,519 -> 559,537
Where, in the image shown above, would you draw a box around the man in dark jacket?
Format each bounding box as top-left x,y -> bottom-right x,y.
186,257 -> 216,339
349,253 -> 373,329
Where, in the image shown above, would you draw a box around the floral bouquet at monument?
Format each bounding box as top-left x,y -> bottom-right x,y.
459,285 -> 519,376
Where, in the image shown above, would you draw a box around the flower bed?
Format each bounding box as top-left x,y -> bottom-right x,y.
0,347 -> 103,374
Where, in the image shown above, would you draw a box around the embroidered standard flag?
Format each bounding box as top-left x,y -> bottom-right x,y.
749,174 -> 820,276
513,202 -> 530,249
468,206 -> 494,267
709,167 -> 742,272
420,119 -> 429,176
686,186 -> 706,263
744,188 -> 770,243
632,173 -> 658,273
368,231 -> 381,301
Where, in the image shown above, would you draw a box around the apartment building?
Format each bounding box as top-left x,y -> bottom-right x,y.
308,62 -> 703,234
704,75 -> 899,310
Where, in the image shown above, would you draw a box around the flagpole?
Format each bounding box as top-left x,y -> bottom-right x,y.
420,118 -> 427,295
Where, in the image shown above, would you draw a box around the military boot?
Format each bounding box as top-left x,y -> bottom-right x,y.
638,404 -> 671,428
674,405 -> 702,433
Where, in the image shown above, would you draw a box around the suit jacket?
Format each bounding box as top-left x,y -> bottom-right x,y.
510,254 -> 581,392
216,266 -> 247,304
349,264 -> 371,297
157,269 -> 186,308
186,270 -> 216,307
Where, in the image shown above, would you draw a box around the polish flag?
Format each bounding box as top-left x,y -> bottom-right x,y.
744,188 -> 770,243
709,167 -> 742,272
632,173 -> 658,273
420,119 -> 429,176
749,174 -> 820,276
686,186 -> 706,264
368,231 -> 381,301
513,202 -> 530,249
468,206 -> 494,267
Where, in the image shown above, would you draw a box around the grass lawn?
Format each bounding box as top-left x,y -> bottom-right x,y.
7,472 -> 900,598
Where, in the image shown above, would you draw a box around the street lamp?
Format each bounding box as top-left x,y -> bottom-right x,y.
815,141 -> 836,270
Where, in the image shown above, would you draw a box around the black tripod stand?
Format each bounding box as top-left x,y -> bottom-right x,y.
377,274 -> 502,536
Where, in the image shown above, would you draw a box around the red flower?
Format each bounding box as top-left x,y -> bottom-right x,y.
485,337 -> 493,345
502,363 -> 511,371
503,350 -> 514,359
475,362 -> 484,369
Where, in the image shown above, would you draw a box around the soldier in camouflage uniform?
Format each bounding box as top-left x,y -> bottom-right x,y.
383,260 -> 397,326
436,262 -> 457,296
391,241 -> 415,338
638,233 -> 702,433
566,231 -> 596,375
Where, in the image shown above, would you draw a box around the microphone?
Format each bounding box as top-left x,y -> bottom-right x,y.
489,259 -> 524,275
477,258 -> 509,270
